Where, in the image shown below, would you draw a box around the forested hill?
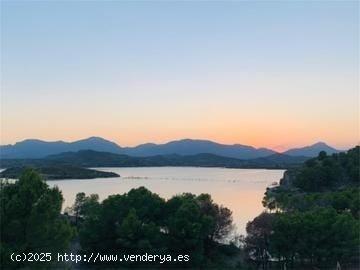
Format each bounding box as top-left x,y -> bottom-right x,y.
279,145 -> 359,191
0,150 -> 308,169
247,146 -> 359,269
263,146 -> 359,212
0,166 -> 119,180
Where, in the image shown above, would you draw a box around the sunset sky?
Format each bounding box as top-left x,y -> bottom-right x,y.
1,1 -> 358,151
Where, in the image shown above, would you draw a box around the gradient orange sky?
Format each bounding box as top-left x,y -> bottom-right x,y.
1,2 -> 359,151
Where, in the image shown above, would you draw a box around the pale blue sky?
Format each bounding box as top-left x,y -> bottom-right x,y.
1,1 -> 358,150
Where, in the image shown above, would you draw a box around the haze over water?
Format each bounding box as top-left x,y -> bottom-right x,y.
47,167 -> 285,235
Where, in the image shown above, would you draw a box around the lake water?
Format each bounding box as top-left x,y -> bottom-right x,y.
47,167 -> 284,235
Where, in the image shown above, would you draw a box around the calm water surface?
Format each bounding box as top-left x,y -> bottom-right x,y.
47,167 -> 284,235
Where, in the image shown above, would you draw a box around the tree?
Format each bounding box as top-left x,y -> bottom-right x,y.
0,169 -> 74,269
293,147 -> 359,192
166,197 -> 209,266
318,151 -> 327,160
75,188 -> 236,268
245,212 -> 275,269
258,147 -> 360,269
270,208 -> 359,268
78,187 -> 166,256
197,193 -> 234,242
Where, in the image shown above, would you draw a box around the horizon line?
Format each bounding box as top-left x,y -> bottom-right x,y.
1,136 -> 353,152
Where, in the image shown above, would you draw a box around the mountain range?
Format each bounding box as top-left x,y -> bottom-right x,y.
0,137 -> 342,160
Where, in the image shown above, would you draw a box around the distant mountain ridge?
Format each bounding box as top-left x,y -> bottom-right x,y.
0,137 -> 342,159
0,150 -> 309,169
283,142 -> 340,157
122,139 -> 276,159
0,137 -> 122,159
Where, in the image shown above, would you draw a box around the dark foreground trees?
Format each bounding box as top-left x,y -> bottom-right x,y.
0,169 -> 240,269
270,208 -> 358,267
247,146 -> 360,269
246,209 -> 359,269
71,187 -> 239,268
0,169 -> 74,269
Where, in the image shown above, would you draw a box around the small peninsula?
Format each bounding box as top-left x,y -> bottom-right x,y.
0,166 -> 119,180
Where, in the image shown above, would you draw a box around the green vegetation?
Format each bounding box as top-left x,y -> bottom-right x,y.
0,169 -> 240,269
66,188 -> 240,268
0,169 -> 75,269
263,187 -> 359,218
288,146 -> 358,192
247,146 -> 360,269
0,165 -> 119,180
270,208 -> 358,265
246,208 -> 358,269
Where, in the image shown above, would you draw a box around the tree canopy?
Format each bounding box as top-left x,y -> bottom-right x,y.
0,169 -> 74,269
248,146 -> 360,269
73,187 -> 237,268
